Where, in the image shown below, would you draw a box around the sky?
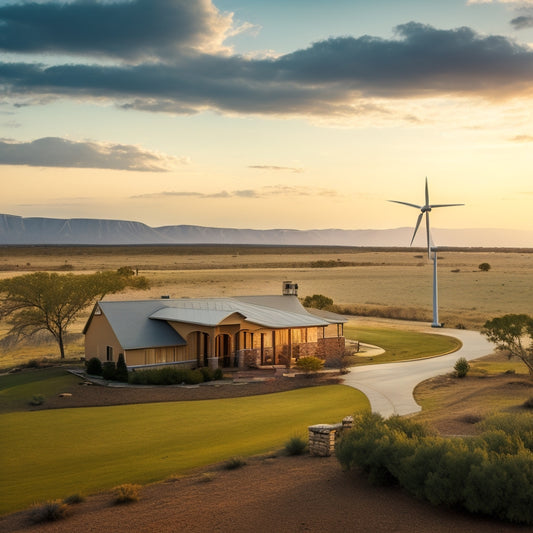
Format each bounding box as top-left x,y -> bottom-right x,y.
1,0 -> 533,238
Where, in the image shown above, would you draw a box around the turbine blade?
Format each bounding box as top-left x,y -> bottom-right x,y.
411,212 -> 423,246
389,200 -> 422,209
425,177 -> 429,207
429,203 -> 465,208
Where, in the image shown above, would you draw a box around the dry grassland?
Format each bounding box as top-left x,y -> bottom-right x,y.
0,245 -> 532,366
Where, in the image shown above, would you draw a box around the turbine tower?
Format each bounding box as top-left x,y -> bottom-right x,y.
389,178 -> 464,328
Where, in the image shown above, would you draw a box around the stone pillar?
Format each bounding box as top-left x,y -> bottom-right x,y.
308,423 -> 342,457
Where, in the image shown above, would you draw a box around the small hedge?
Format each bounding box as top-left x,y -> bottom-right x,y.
128,366 -> 223,385
336,412 -> 533,525
85,357 -> 103,376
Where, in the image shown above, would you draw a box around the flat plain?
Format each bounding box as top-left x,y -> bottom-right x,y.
1,244 -> 532,365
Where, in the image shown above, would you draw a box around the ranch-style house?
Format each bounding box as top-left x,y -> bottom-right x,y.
83,282 -> 346,370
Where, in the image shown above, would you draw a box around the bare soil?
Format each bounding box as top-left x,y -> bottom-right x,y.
1,456 -> 529,533
2,369 -> 533,532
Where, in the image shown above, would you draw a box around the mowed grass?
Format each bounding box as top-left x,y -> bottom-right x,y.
345,325 -> 462,364
0,367 -> 82,413
0,385 -> 368,514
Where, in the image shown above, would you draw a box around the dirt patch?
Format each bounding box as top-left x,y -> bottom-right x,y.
412,373 -> 533,435
1,454 -> 527,533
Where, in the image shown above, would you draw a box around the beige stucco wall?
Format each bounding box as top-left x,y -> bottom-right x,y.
84,312 -> 122,362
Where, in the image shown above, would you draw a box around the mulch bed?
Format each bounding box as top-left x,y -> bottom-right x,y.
27,371 -> 343,411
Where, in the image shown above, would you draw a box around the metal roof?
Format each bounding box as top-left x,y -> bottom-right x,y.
149,297 -> 332,329
87,295 -> 344,350
95,300 -> 186,350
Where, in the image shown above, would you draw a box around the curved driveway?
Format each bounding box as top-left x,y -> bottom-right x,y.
342,328 -> 495,417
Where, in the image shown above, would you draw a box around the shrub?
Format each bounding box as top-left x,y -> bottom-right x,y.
295,356 -> 324,375
102,361 -> 116,380
200,366 -> 213,382
337,411 -> 533,525
224,457 -> 247,470
30,500 -> 70,523
523,397 -> 533,409
285,436 -> 308,456
86,357 -> 103,376
213,368 -> 224,380
63,493 -> 85,505
30,394 -> 45,406
302,294 -> 333,310
186,369 -> 205,385
454,357 -> 470,378
478,262 -> 491,272
115,353 -> 129,383
113,484 -> 141,504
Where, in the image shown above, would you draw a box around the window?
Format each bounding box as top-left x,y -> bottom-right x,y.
106,346 -> 113,361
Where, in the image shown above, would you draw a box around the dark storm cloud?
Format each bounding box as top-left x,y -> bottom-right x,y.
511,15 -> 533,29
0,137 -> 178,171
0,0 -> 231,60
1,19 -> 532,116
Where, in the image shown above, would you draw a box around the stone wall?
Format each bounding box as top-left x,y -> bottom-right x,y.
308,416 -> 353,457
316,336 -> 345,360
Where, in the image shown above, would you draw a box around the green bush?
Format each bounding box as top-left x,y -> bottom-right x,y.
200,367 -> 213,382
115,353 -> 129,383
102,361 -> 116,380
86,357 -> 103,376
295,356 -> 324,375
224,457 -> 247,470
30,500 -> 70,523
213,368 -> 224,380
113,483 -> 141,504
523,397 -> 533,409
285,436 -> 308,456
63,493 -> 85,505
128,366 -> 206,386
336,411 -> 533,524
302,294 -> 333,310
454,357 -> 470,378
478,262 -> 491,272
30,394 -> 45,406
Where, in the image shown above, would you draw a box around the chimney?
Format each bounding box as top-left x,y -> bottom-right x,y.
282,281 -> 298,296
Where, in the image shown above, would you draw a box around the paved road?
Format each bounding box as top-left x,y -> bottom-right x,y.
342,327 -> 496,417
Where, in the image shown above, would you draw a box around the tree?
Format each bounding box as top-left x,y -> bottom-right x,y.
302,294 -> 333,310
0,271 -> 149,359
482,314 -> 533,375
478,263 -> 491,272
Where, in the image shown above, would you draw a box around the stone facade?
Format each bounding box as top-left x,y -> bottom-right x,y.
308,416 -> 354,457
317,336 -> 345,360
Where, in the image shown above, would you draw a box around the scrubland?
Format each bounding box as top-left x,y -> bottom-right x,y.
1,245 -> 532,366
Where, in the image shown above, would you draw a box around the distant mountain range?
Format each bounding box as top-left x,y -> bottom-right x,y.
0,214 -> 532,248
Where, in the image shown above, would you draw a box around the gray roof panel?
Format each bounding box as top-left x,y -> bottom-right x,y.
96,300 -> 186,350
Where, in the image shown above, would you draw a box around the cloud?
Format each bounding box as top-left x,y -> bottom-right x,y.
248,165 -> 304,173
511,15 -> 533,29
0,0 -> 235,61
1,4 -> 533,118
0,137 -> 183,171
132,185 -> 338,200
509,134 -> 533,142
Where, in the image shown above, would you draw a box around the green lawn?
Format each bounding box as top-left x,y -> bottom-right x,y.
0,385 -> 368,514
345,325 -> 462,364
0,367 -> 81,413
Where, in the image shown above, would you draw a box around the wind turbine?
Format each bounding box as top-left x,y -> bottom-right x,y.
389,177 -> 464,259
389,178 -> 464,328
